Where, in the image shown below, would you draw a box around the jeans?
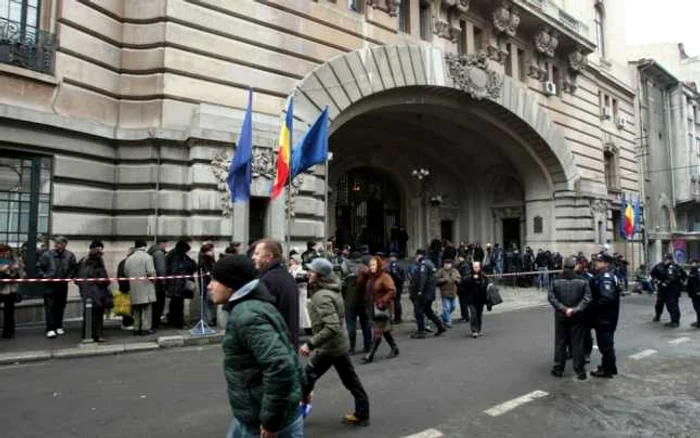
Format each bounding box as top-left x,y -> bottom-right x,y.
495,260 -> 503,276
413,297 -> 443,333
303,353 -> 369,420
441,297 -> 457,326
44,284 -> 68,332
537,267 -> 549,290
225,415 -> 303,438
345,305 -> 372,353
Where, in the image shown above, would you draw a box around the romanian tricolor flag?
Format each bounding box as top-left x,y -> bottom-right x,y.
271,97 -> 294,199
622,193 -> 636,240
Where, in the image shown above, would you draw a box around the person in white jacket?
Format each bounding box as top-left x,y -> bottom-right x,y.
288,254 -> 311,335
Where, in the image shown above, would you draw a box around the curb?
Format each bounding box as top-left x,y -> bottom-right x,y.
0,333 -> 223,366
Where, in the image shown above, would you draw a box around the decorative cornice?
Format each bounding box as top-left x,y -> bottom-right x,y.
562,48 -> 588,93
491,2 -> 520,38
534,27 -> 559,58
367,0 -> 401,17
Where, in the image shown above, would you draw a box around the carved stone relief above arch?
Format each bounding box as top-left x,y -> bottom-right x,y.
485,2 -> 520,64
445,53 -> 503,100
562,48 -> 588,93
429,0 -> 471,41
529,27 -> 558,81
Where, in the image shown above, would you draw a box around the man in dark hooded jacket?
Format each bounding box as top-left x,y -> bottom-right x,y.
166,240 -> 197,329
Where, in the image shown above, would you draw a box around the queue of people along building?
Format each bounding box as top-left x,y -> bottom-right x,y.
1,4 -> 700,333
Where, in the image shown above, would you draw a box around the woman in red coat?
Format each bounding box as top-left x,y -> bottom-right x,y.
360,256 -> 399,363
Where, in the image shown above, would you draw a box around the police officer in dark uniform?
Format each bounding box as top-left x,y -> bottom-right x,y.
650,253 -> 687,327
686,259 -> 700,328
590,252 -> 621,379
409,249 -> 446,339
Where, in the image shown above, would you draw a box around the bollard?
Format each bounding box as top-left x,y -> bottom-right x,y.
82,298 -> 94,344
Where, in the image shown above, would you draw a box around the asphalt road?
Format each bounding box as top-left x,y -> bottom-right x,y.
1,294 -> 699,438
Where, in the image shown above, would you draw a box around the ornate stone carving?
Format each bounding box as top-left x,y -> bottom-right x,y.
367,0 -> 401,16
562,49 -> 588,93
286,175 -> 305,217
589,199 -> 609,215
534,27 -> 558,57
430,0 -> 470,40
446,53 -> 503,100
434,18 -> 452,40
491,2 -> 520,38
210,147 -> 276,216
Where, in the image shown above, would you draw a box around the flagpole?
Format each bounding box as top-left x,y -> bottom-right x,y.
286,175 -> 293,257
324,153 -> 332,250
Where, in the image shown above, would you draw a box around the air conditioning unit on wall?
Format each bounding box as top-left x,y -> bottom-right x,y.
543,81 -> 556,96
602,107 -> 613,120
616,116 -> 626,129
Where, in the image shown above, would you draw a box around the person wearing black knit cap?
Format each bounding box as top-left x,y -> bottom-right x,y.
208,255 -> 305,438
76,240 -> 112,342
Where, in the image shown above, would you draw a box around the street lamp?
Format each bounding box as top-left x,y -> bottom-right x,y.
412,168 -> 430,181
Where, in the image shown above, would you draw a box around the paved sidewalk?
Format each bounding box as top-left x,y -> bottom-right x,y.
0,286 -> 547,366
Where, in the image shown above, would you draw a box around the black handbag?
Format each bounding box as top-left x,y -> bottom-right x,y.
486,284 -> 503,306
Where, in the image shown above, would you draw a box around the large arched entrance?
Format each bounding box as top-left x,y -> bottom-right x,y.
289,45 -> 588,254
333,167 -> 402,253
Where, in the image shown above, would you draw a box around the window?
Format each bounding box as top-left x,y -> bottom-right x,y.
398,0 -> 410,33
473,26 -> 483,52
533,216 -> 543,234
612,98 -> 619,118
457,20 -> 466,55
517,48 -> 526,83
696,137 -> 700,155
604,149 -> 619,190
551,64 -> 560,95
419,0 -> 431,41
594,4 -> 605,57
1,0 -> 41,39
504,43 -> 512,77
349,0 -> 362,13
0,0 -> 56,74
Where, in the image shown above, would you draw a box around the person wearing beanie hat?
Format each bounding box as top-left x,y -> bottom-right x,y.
124,240 -> 157,335
300,255 -> 370,427
208,255 -> 305,438
77,240 -> 111,342
548,256 -> 591,380
37,235 -> 78,338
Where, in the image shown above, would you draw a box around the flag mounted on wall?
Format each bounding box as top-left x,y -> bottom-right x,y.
227,88 -> 254,203
291,107 -> 329,180
271,97 -> 294,199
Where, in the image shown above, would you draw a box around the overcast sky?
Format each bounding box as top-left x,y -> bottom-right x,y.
625,0 -> 700,56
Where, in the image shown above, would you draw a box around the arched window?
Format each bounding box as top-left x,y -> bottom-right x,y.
594,4 -> 605,58
533,216 -> 543,234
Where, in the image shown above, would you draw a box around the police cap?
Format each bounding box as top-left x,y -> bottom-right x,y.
596,251 -> 614,263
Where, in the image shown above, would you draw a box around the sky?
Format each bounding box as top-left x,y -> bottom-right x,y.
624,0 -> 700,56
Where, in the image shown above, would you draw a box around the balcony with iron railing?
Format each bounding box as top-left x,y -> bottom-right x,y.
0,17 -> 56,75
516,0 -> 593,47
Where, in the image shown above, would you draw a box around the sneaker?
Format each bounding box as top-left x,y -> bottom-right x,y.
46,330 -> 57,339
590,369 -> 613,379
56,328 -> 65,336
425,326 -> 434,333
121,325 -> 135,331
477,332 -> 484,337
342,414 -> 369,427
471,332 -> 478,338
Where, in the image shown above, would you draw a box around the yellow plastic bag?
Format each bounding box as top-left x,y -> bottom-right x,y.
113,291 -> 132,317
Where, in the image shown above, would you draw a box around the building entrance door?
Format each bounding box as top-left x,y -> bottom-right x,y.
502,218 -> 521,250
334,167 -> 401,253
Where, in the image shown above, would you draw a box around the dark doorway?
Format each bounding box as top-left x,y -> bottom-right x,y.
441,220 -> 454,243
334,167 -> 401,253
502,218 -> 521,250
248,197 -> 269,244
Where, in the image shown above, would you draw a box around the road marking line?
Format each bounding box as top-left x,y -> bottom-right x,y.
669,337 -> 691,345
401,429 -> 444,438
629,349 -> 657,360
484,390 -> 549,417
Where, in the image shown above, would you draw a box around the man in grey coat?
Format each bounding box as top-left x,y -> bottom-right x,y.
124,240 -> 157,335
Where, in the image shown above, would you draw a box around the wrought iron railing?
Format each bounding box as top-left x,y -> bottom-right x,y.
0,18 -> 56,75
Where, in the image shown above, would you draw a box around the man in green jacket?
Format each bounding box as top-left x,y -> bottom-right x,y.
208,255 -> 305,438
299,258 -> 370,427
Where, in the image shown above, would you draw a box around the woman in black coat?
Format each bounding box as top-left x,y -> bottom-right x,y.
461,261 -> 489,338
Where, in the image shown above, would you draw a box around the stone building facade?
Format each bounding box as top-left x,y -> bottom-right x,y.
0,0 -> 642,275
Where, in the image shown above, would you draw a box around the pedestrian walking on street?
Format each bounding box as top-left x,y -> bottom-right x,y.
76,240 -> 113,342
650,253 -> 687,327
252,238 -> 300,349
461,261 -> 489,338
209,255 -> 305,438
343,251 -> 372,355
455,254 -> 472,322
589,252 -> 621,379
386,252 -> 405,324
548,257 -> 591,380
165,240 -> 197,329
687,259 -> 700,328
409,249 -> 446,339
124,240 -> 157,335
148,241 -> 168,328
300,257 -> 370,427
436,258 -> 461,328
360,256 -> 399,363
37,236 -> 77,339
0,244 -> 20,339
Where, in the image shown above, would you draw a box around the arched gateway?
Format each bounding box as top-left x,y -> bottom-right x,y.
289,44 -> 584,253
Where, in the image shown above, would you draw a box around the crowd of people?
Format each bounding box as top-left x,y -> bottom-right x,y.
3,234 -> 700,437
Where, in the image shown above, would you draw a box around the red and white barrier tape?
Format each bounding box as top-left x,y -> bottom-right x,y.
485,269 -> 563,278
0,273 -> 210,284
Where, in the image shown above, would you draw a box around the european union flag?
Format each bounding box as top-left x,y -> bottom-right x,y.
291,107 -> 329,180
227,88 -> 253,203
